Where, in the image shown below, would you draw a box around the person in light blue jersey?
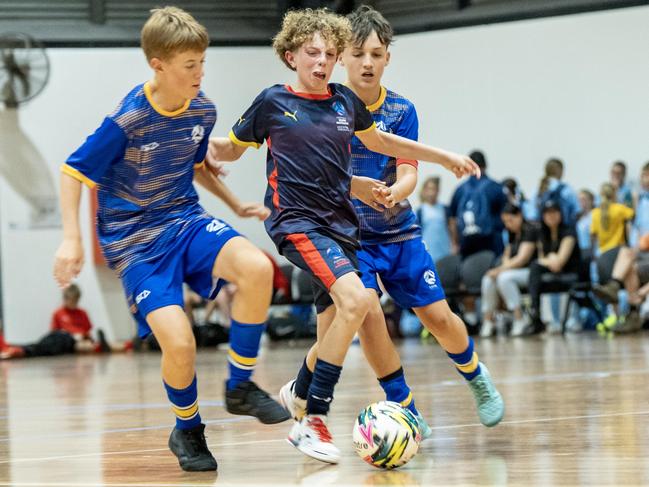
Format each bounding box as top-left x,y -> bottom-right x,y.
52,7 -> 289,473
610,160 -> 634,209
417,176 -> 451,262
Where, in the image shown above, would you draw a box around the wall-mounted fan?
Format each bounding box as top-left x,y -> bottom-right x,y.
0,33 -> 50,108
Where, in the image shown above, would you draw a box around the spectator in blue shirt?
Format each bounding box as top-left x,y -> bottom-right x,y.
416,176 -> 451,262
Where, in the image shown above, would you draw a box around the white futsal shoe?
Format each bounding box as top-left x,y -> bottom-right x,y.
288,414 -> 340,464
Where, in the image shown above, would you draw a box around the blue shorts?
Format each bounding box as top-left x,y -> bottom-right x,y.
358,237 -> 446,309
280,232 -> 358,314
121,216 -> 240,338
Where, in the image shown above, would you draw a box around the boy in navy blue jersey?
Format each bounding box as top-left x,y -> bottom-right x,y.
53,7 -> 289,473
279,5 -> 504,445
207,8 -> 480,463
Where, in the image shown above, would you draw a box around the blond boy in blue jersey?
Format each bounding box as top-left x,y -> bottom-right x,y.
53,7 -> 288,472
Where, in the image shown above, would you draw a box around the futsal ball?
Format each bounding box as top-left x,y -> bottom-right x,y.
352,400 -> 422,469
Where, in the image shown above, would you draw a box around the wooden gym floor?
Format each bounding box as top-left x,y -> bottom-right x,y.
0,333 -> 647,486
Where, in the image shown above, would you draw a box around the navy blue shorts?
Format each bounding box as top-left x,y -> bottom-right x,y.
358,237 -> 446,309
121,216 -> 240,338
280,232 -> 359,314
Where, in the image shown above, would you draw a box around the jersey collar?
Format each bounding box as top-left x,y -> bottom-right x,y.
143,82 -> 191,117
366,86 -> 387,112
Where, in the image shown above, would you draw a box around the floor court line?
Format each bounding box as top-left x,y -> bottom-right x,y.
2,409 -> 648,466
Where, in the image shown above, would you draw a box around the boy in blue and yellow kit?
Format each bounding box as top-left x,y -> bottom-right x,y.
53,7 -> 288,473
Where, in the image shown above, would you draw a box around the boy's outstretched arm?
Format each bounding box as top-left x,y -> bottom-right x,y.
356,129 -> 480,179
207,136 -> 247,163
53,173 -> 84,288
194,163 -> 270,221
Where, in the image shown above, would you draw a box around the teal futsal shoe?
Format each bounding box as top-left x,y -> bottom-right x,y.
468,363 -> 505,427
414,412 -> 433,439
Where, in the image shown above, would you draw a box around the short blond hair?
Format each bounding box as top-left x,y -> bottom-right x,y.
141,6 -> 209,61
273,8 -> 351,71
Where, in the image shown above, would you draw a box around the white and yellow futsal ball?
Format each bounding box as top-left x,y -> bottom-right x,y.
352,400 -> 422,469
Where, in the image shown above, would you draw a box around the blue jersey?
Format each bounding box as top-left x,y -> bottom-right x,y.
230,83 -> 375,248
350,87 -> 420,244
62,82 -> 216,275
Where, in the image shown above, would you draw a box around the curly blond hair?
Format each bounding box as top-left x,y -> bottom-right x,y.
141,6 -> 209,61
272,8 -> 352,71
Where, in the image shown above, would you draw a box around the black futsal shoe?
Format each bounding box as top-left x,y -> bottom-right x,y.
168,423 -> 218,472
225,380 -> 291,424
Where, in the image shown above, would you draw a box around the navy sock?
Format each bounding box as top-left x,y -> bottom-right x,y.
307,359 -> 342,416
294,358 -> 313,400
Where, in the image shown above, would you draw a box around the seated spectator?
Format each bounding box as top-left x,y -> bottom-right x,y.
528,200 -> 581,334
416,176 -> 451,262
609,160 -> 634,208
591,183 -> 634,254
480,203 -> 538,337
576,189 -> 595,251
2,284 -> 130,359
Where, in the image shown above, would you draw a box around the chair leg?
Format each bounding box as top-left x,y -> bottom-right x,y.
561,296 -> 573,335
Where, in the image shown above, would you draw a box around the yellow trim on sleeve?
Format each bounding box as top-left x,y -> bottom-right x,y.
61,164 -> 97,189
229,130 -> 261,149
354,121 -> 376,135
228,348 -> 257,366
143,82 -> 190,117
193,160 -> 205,169
366,86 -> 387,112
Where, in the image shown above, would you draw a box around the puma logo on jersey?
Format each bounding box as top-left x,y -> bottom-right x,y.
135,290 -> 151,304
376,121 -> 387,132
238,117 -> 245,126
284,110 -> 298,122
191,125 -> 205,143
140,142 -> 159,152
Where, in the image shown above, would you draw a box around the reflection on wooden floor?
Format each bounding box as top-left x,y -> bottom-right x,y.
0,333 -> 648,486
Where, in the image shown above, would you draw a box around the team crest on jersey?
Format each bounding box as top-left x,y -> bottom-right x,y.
191,125 -> 205,143
423,270 -> 437,287
331,101 -> 346,116
376,120 -> 387,132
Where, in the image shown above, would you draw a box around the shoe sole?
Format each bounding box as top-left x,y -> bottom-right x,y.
168,440 -> 218,472
287,437 -> 340,464
225,404 -> 291,424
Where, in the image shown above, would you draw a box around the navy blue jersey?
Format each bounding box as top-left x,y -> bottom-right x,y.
62,82 -> 216,275
351,86 -> 420,244
229,83 -> 375,247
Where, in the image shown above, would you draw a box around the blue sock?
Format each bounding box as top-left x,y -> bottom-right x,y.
307,359 -> 342,416
294,358 -> 313,400
378,367 -> 419,416
164,375 -> 202,430
447,337 -> 482,380
226,319 -> 265,391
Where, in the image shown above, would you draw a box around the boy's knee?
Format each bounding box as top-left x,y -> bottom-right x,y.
233,252 -> 273,288
163,338 -> 196,367
338,288 -> 371,320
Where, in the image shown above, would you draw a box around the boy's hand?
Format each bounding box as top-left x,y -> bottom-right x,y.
372,185 -> 396,208
53,238 -> 84,288
351,176 -> 389,212
206,160 -> 229,178
236,202 -> 271,221
442,153 -> 481,179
